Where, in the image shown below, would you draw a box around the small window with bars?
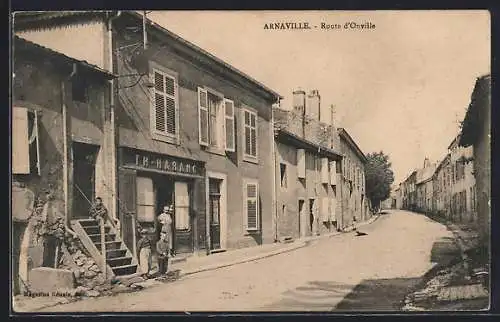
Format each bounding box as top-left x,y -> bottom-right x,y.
243,109 -> 258,160
243,180 -> 259,231
151,69 -> 178,140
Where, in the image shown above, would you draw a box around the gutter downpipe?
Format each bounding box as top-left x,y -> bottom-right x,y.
107,11 -> 121,227
271,99 -> 279,243
63,63 -> 78,237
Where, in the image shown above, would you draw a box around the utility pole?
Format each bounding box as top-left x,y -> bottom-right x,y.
142,10 -> 148,50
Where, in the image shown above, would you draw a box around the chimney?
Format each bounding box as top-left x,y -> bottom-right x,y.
307,90 -> 320,121
423,157 -> 430,168
292,88 -> 306,116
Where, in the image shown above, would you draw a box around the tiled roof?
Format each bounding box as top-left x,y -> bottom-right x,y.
14,35 -> 117,79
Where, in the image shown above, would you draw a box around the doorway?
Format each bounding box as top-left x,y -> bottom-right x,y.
73,142 -> 99,219
309,198 -> 315,236
209,178 -> 222,250
298,199 -> 305,237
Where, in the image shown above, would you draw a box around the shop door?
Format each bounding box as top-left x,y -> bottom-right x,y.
73,142 -> 99,219
209,178 -> 222,250
174,181 -> 193,254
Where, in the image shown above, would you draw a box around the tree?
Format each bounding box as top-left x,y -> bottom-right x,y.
365,151 -> 395,212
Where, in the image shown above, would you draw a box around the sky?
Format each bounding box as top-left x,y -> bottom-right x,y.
147,10 -> 490,185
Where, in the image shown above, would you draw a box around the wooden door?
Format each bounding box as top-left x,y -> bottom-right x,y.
118,168 -> 137,256
73,143 -> 98,219
208,178 -> 222,250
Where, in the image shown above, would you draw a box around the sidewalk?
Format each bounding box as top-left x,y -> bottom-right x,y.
12,214 -> 381,313
402,214 -> 490,311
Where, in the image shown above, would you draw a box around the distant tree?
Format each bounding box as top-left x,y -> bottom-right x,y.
365,151 -> 395,212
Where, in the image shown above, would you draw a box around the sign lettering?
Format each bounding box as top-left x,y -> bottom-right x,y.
128,150 -> 203,176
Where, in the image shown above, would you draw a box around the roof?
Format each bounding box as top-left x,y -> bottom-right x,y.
14,11 -> 282,101
337,128 -> 368,163
276,129 -> 343,161
13,35 -> 117,80
447,133 -> 461,150
459,74 -> 491,147
416,164 -> 437,185
434,153 -> 451,176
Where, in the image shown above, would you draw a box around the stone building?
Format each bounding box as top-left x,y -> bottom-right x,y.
273,90 -> 343,241
459,74 -> 491,246
12,35 -> 116,294
432,154 -> 452,218
14,11 -> 282,267
401,170 -> 417,211
337,128 -> 369,227
448,134 -> 476,224
415,158 -> 436,214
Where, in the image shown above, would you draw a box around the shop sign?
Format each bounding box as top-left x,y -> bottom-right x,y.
122,149 -> 204,177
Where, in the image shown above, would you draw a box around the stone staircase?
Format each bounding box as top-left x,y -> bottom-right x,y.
72,218 -> 138,278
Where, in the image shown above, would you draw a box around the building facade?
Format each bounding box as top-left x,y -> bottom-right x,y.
12,35 -> 115,294
401,170 -> 417,211
459,74 -> 491,245
338,128 -> 369,227
415,158 -> 436,214
273,90 -> 343,241
448,135 -> 476,224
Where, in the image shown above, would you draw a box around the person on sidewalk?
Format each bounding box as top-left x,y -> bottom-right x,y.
157,205 -> 174,257
156,232 -> 170,276
137,229 -> 152,279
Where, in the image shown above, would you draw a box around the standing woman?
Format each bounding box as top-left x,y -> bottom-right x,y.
137,229 -> 152,279
158,205 -> 174,257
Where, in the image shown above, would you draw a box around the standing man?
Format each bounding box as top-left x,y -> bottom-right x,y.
157,204 -> 174,257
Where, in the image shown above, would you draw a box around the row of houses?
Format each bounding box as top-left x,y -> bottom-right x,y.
395,74 -> 491,246
11,11 -> 371,294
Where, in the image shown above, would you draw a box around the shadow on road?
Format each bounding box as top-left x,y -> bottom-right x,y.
334,277 -> 422,311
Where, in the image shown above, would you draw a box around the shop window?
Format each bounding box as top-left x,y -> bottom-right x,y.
174,182 -> 190,230
243,179 -> 259,231
136,177 -> 155,222
12,107 -> 40,175
151,68 -> 178,142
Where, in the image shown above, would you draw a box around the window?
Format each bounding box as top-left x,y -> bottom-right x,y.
280,163 -> 287,188
175,181 -> 190,230
243,180 -> 259,231
297,149 -> 306,178
198,87 -> 235,152
72,77 -> 88,103
136,177 -> 155,222
151,69 -> 178,141
243,109 -> 258,160
12,107 -> 40,175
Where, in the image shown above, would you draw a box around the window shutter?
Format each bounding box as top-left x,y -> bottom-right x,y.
330,161 -> 337,185
321,158 -> 329,184
224,98 -> 235,152
321,197 -> 329,222
198,87 -> 209,145
12,107 -> 30,174
164,75 -> 177,135
297,149 -> 306,178
250,114 -> 257,157
330,197 -> 337,221
245,182 -> 258,230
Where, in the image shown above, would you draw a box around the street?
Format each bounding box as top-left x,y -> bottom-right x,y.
39,210 -> 453,312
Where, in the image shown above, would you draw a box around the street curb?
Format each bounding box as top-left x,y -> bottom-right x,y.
180,214 -> 382,277
179,241 -> 307,277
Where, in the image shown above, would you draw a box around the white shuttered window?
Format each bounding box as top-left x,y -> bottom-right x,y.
330,161 -> 337,185
321,157 -> 329,184
198,87 -> 209,145
243,179 -> 259,231
243,109 -> 258,159
152,69 -> 178,139
12,107 -> 40,175
224,99 -> 235,152
321,197 -> 329,222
